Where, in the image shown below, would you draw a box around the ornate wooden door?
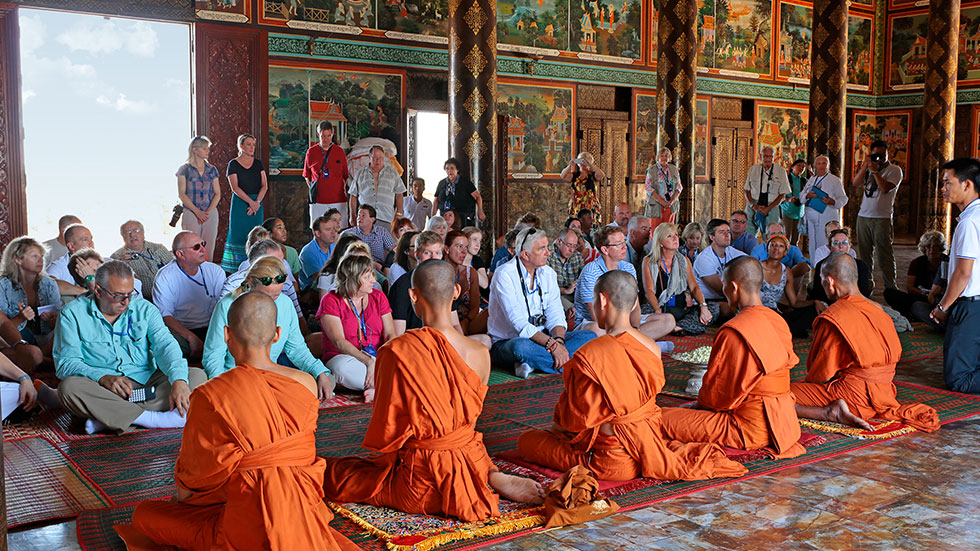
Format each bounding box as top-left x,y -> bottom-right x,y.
711,125 -> 753,220
603,119 -> 632,211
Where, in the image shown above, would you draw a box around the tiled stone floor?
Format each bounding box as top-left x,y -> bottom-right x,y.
12,241 -> 972,550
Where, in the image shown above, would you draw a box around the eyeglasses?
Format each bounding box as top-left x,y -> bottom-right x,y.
124,228 -> 143,235
256,274 -> 288,286
181,241 -> 206,251
605,240 -> 627,248
97,284 -> 133,303
560,240 -> 577,249
831,240 -> 850,247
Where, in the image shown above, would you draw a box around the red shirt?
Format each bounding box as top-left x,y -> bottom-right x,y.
316,289 -> 391,360
302,143 -> 350,204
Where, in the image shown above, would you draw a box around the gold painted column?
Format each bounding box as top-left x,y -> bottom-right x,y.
448,0 -> 496,233
806,0 -> 847,173
918,0 -> 959,235
657,0 -> 697,224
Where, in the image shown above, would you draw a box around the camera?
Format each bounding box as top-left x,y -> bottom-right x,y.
169,204 -> 183,227
868,153 -> 884,164
528,313 -> 547,326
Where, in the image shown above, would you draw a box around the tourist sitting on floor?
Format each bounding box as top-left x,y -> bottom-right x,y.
47,224 -> 97,297
489,224 -> 528,275
263,217 -> 301,276
0,237 -> 61,349
463,226 -> 489,291
315,233 -> 364,299
425,215 -> 449,241
518,270 -> 746,482
760,234 -> 822,339
203,256 -> 334,400
678,221 -> 705,264
910,267 -> 948,332
386,230 -> 418,287
751,221 -> 811,295
488,228 -> 596,378
884,230 -> 948,317
299,214 -> 340,292
546,228 -> 585,311
342,204 -> 397,268
0,350 -> 40,421
660,257 -> 805,460
42,214 -> 81,269
692,218 -> 746,322
221,239 -> 303,324
131,292 -> 351,550
316,254 -> 393,400
321,260 -> 544,521
809,229 -> 873,303
317,241 -> 384,299
446,230 -> 486,336
383,217 -> 416,270
642,223 -> 712,336
54,260 -> 206,434
152,232 -> 226,359
68,248 -> 144,299
729,210 -> 758,255
0,311 -> 43,376
811,220 -> 854,266
110,220 -> 174,301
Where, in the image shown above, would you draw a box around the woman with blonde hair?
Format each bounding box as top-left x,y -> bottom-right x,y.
642,223 -> 712,335
0,237 -> 61,348
176,136 -> 222,261
678,222 -> 705,263
202,255 -> 335,399
316,254 -> 394,401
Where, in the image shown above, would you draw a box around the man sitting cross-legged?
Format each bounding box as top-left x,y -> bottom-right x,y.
660,256 -> 805,459
791,253 -> 940,432
131,292 -> 354,550
322,260 -> 544,521
518,270 -> 747,481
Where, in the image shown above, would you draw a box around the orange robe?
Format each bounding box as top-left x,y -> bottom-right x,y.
660,305 -> 805,459
132,364 -> 346,551
791,294 -> 940,432
517,333 -> 747,481
321,327 -> 499,522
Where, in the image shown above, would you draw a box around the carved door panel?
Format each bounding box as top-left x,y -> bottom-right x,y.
578,117 -> 605,217
603,120 -> 631,213
407,109 -> 418,183
733,128 -> 754,212
712,128 -> 736,219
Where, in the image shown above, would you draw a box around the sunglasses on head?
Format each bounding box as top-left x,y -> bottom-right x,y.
256,274 -> 288,286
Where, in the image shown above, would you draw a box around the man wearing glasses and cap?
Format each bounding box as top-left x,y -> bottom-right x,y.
152,232 -> 227,359
54,260 -> 206,434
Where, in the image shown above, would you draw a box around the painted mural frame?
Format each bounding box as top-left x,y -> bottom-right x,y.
267,60 -> 405,175
632,89 -> 658,177
648,0 -> 659,66
850,109 -> 912,184
696,0 -> 774,78
753,100 -> 809,168
695,96 -> 711,179
259,0 -> 378,32
496,0 -> 569,51
496,77 -> 576,178
888,0 -> 928,11
847,12 -> 874,92
774,0 -> 812,84
973,105 -> 980,161
569,0 -> 645,61
885,10 -> 929,91
196,0 -> 251,23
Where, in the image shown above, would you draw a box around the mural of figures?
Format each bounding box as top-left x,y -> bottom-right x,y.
496,0 -> 569,50
268,64 -> 403,172
196,0 -> 250,22
887,12 -> 929,89
633,91 -> 657,176
569,0 -> 643,58
851,110 -> 911,179
649,0 -> 659,65
957,7 -> 980,82
261,0 -> 375,28
378,0 -> 448,36
755,102 -> 808,168
695,98 -> 710,179
848,14 -> 873,90
497,81 -> 574,176
777,1 -> 811,81
697,0 -> 773,75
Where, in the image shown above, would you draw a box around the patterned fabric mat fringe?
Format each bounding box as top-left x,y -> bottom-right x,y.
799,418 -> 918,440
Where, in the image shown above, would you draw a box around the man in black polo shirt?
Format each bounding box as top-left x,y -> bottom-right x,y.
432,157 -> 486,227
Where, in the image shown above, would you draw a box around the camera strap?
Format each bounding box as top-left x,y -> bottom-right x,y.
516,260 -> 544,322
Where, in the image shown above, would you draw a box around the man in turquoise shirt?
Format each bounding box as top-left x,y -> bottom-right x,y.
54,261 -> 206,434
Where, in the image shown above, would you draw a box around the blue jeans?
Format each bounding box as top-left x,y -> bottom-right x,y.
490,330 -> 596,374
944,299 -> 980,393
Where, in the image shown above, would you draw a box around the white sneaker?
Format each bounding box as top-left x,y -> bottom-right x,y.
515,363 -> 534,379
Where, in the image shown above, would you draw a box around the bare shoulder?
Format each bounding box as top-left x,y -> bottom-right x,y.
443,330 -> 491,383
269,365 -> 318,397
626,328 -> 662,358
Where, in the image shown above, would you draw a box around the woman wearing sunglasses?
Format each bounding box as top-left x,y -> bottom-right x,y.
201,256 -> 335,401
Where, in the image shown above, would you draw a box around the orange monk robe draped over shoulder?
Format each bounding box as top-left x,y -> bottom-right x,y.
321,327 -> 500,522
132,364 -> 348,551
517,333 -> 747,481
661,306 -> 805,459
791,294 -> 940,432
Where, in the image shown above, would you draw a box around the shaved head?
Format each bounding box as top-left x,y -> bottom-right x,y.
724,256 -> 763,293
821,252 -> 858,286
411,259 -> 456,306
228,292 -> 278,347
594,270 -> 638,311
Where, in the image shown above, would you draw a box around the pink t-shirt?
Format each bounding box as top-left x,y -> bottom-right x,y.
316,290 -> 391,360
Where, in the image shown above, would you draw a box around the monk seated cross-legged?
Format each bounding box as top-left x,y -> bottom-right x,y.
321,259 -> 544,521
132,292 -> 352,550
660,256 -> 806,460
791,253 -> 940,432
517,270 -> 747,481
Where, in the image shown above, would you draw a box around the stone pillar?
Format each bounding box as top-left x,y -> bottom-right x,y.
0,3 -> 27,256
448,0 -> 496,234
807,0 -> 848,174
657,0 -> 698,224
918,0 -> 960,235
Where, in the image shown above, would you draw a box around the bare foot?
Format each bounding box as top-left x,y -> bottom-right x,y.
488,472 -> 545,505
363,388 -> 376,403
828,399 -> 873,431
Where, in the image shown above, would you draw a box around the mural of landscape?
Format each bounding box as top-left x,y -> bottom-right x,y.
497,0 -> 568,50
569,0 -> 643,58
695,98 -> 710,178
261,0 -> 375,28
378,0 -> 448,36
497,81 -> 574,176
268,65 -> 402,172
755,102 -> 808,167
888,12 -> 929,88
851,110 -> 911,179
697,0 -> 773,75
196,0 -> 249,20
777,1 -> 811,80
848,14 -> 873,89
633,91 -> 658,176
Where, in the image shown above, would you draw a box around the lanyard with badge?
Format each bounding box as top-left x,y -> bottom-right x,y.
758,167 -> 773,207
347,297 -> 377,357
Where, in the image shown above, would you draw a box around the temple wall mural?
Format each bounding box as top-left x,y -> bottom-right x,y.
633,90 -> 658,177
496,80 -> 575,177
755,101 -> 809,167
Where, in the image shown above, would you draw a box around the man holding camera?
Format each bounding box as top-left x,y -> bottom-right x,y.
744,146 -> 791,237
854,140 -> 903,291
488,228 -> 596,379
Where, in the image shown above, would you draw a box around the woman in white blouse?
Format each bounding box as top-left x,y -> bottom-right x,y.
801,155 -> 849,261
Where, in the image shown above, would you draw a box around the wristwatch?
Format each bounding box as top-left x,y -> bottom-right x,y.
937,302 -> 949,313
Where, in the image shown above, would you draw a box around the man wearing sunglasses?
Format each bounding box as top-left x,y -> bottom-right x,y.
54,261 -> 206,434
808,229 -> 873,304
152,232 -> 227,359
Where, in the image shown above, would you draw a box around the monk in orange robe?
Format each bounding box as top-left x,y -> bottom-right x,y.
321,260 -> 544,521
660,256 -> 806,459
791,253 -> 940,432
517,270 -> 747,481
131,292 -> 352,551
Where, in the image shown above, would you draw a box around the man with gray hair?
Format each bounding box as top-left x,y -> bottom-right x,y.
347,145 -> 406,228
110,220 -> 174,300
546,227 -> 585,310
744,146 -> 791,236
220,239 -> 304,322
488,227 -> 596,378
626,216 -> 652,300
54,260 -> 206,434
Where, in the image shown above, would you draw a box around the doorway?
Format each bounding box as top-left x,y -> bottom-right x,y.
409,110 -> 449,205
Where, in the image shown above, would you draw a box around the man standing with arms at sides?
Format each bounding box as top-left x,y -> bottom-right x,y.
854,140 -> 904,291
404,177 -> 433,230
744,146 -> 791,236
348,146 -> 406,229
304,121 -> 351,228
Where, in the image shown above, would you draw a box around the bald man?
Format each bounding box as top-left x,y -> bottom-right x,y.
518,270 -> 747,481
132,292 -> 353,550
660,257 -> 805,459
322,260 -> 544,521
791,254 -> 939,432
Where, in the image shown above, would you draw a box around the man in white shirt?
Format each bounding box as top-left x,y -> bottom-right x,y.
693,218 -> 746,321
854,140 -> 904,291
347,145 -> 406,228
744,146 -> 791,236
404,177 -> 433,230
152,232 -> 226,359
488,228 -> 596,378
931,158 -> 980,394
48,224 -> 98,298
802,155 -> 849,262
43,214 -> 81,270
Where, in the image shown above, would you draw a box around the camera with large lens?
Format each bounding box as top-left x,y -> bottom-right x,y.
169,204 -> 184,227
528,313 -> 547,326
868,153 -> 884,164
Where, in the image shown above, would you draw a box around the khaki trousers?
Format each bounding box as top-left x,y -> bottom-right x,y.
856,216 -> 896,290
58,368 -> 207,433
